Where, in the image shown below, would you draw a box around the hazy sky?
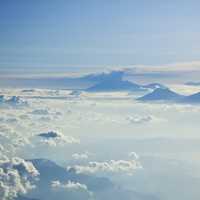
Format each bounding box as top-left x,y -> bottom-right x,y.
1,0 -> 200,71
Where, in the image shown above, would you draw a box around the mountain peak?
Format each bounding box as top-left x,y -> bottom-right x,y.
182,91 -> 200,103
137,88 -> 184,102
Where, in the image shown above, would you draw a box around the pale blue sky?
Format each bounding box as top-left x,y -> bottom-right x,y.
1,0 -> 200,72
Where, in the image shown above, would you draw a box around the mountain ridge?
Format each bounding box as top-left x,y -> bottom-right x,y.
137,88 -> 200,104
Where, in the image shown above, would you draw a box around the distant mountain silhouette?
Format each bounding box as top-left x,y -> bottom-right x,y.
137,87 -> 200,104
0,69 -> 167,93
85,72 -> 168,92
26,159 -> 159,200
137,88 -> 185,102
29,159 -> 113,194
182,91 -> 200,103
86,79 -> 145,92
84,70 -> 159,92
1,71 -> 125,89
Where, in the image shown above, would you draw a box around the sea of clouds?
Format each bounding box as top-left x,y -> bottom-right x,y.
0,87 -> 200,200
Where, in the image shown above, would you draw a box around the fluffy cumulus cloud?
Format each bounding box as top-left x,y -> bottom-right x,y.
51,180 -> 93,198
0,157 -> 39,200
51,180 -> 88,192
68,159 -> 142,176
72,152 -> 90,160
37,131 -> 80,146
126,115 -> 153,124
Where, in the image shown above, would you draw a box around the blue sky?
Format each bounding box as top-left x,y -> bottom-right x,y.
1,0 -> 200,72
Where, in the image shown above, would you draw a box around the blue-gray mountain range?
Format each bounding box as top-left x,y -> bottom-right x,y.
137,88 -> 200,103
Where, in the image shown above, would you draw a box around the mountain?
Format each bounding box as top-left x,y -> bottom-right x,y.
0,69 -> 167,93
137,87 -> 200,104
85,72 -> 168,92
182,92 -> 200,103
137,88 -> 185,102
30,159 -> 113,190
27,159 -> 158,200
29,159 -> 113,194
86,79 -> 145,92
0,71 -> 125,89
85,71 -> 147,92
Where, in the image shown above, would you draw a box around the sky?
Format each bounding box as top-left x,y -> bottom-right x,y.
1,0 -> 200,73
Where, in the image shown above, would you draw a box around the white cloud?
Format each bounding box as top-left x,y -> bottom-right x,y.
68,159 -> 142,176
51,180 -> 93,197
37,131 -> 80,146
51,180 -> 88,191
72,153 -> 89,160
126,115 -> 153,124
0,157 -> 39,200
